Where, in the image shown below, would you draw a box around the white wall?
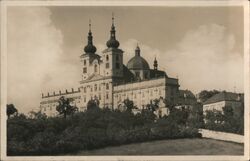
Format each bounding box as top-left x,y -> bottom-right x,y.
199,129 -> 244,143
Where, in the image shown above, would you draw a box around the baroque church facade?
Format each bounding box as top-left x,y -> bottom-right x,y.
40,17 -> 180,117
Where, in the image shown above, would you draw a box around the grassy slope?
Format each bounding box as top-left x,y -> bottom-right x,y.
76,138 -> 243,155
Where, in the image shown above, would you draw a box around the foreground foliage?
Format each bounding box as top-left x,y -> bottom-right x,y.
7,108 -> 199,156
204,105 -> 244,135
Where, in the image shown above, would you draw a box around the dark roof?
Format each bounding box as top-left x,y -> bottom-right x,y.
127,55 -> 150,70
122,65 -> 135,83
150,69 -> 167,78
203,92 -> 244,105
179,90 -> 195,99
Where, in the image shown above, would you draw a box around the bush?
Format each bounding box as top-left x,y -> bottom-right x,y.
7,108 -> 199,155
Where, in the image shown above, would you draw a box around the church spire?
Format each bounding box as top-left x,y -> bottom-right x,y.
135,43 -> 140,56
106,13 -> 120,48
84,19 -> 97,54
154,57 -> 158,70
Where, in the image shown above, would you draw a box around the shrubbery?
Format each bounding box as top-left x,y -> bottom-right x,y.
204,105 -> 244,135
7,107 -> 200,156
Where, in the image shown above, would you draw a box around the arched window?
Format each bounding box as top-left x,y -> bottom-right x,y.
106,55 -> 109,61
94,64 -> 98,72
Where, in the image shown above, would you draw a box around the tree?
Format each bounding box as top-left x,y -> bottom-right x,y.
28,111 -> 47,120
87,98 -> 100,111
187,103 -> 204,128
198,90 -> 220,103
56,96 -> 78,118
146,99 -> 160,112
123,99 -> 135,112
6,104 -> 18,119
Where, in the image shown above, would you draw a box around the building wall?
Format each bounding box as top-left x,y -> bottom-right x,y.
79,78 -> 113,109
113,77 -> 179,109
203,100 -> 242,114
40,88 -> 81,117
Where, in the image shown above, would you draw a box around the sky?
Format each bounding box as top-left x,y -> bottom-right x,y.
7,6 -> 244,113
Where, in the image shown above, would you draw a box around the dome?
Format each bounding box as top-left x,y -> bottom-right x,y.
84,44 -> 97,53
127,44 -> 150,70
106,38 -> 120,48
127,55 -> 150,70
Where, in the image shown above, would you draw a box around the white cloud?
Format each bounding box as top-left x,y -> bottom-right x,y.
7,7 -> 80,113
119,24 -> 243,94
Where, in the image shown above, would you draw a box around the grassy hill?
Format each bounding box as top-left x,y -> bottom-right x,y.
76,138 -> 243,155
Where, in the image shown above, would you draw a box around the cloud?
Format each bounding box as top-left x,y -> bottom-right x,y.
164,24 -> 243,94
7,7 -> 80,113
118,24 -> 243,94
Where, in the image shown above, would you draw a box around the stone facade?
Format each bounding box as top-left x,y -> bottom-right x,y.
40,17 -> 180,117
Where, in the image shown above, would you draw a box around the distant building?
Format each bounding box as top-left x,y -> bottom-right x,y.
40,16 -> 181,117
175,90 -> 197,109
203,91 -> 244,114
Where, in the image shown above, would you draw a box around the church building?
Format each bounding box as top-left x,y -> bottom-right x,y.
40,16 -> 180,117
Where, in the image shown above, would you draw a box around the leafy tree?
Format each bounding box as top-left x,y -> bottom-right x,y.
56,96 -> 78,118
6,104 -> 18,119
187,103 -> 204,128
87,98 -> 100,111
198,90 -> 219,103
146,99 -> 160,111
28,111 -> 47,119
123,99 -> 135,112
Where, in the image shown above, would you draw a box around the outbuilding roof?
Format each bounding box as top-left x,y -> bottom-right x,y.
203,92 -> 243,105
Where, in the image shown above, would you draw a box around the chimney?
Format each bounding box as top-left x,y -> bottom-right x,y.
53,91 -> 55,96
47,92 -> 49,97
72,88 -> 74,92
59,90 -> 61,95
42,93 -> 44,98
66,89 -> 68,93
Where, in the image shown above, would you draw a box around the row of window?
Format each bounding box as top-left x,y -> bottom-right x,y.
83,83 -> 110,93
116,89 -> 164,100
83,55 -> 120,73
83,93 -> 109,102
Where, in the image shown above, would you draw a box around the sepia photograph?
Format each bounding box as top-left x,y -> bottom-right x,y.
1,1 -> 249,161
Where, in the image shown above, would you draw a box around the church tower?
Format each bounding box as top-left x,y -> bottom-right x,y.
80,20 -> 101,81
102,14 -> 124,79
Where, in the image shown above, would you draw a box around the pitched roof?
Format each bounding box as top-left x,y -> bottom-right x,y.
150,69 -> 167,78
122,65 -> 135,83
179,90 -> 195,99
203,92 -> 244,105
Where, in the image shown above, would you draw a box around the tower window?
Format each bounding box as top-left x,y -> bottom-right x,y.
84,60 -> 86,65
94,64 -> 98,72
83,67 -> 87,73
106,55 -> 109,61
84,87 -> 86,93
106,63 -> 109,68
99,94 -> 101,100
106,93 -> 109,99
106,83 -> 109,90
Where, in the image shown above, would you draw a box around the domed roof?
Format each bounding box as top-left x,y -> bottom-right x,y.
106,37 -> 120,48
127,56 -> 150,70
84,44 -> 96,53
127,45 -> 150,70
84,22 -> 97,54
106,16 -> 120,49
